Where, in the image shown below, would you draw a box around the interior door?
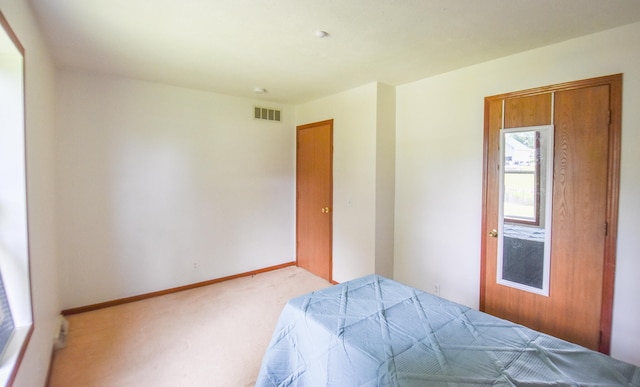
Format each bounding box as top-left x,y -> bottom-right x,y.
296,120 -> 333,281
481,75 -> 622,353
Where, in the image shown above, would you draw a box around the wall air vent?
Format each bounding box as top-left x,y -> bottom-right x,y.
254,106 -> 282,122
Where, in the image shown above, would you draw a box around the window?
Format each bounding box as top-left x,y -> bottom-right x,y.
0,271 -> 15,353
503,131 -> 540,225
0,9 -> 33,386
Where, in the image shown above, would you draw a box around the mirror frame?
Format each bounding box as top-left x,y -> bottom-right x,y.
497,125 -> 554,296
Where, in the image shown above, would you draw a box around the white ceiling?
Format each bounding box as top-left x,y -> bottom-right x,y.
27,0 -> 640,104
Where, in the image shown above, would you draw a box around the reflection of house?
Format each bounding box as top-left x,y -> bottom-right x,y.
505,135 -> 534,165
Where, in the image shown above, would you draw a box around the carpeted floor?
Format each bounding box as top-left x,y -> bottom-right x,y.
48,266 -> 332,386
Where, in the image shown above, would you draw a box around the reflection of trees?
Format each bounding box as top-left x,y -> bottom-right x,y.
512,132 -> 535,148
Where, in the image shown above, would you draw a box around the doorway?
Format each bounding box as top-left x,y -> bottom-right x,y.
480,74 -> 622,353
296,120 -> 333,281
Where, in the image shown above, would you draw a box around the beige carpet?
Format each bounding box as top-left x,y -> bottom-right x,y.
48,266 -> 332,387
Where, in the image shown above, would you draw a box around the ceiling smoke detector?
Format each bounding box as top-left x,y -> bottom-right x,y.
315,30 -> 329,38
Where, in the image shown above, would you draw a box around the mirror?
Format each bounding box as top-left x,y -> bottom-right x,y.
497,125 -> 554,296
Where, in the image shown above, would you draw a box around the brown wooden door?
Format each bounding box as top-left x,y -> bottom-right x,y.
481,75 -> 622,353
296,120 -> 333,281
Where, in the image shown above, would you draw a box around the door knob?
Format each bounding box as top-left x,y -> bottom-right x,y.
489,229 -> 498,238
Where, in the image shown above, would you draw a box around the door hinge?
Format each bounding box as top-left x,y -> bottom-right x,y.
604,222 -> 608,236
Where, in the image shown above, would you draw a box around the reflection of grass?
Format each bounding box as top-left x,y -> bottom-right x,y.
504,172 -> 535,219
505,203 -> 534,218
505,164 -> 535,173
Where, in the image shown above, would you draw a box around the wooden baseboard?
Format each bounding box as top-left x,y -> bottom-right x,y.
61,262 -> 297,316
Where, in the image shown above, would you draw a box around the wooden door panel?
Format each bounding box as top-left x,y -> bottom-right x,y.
504,94 -> 552,128
548,85 -> 609,348
481,98 -> 503,312
296,120 -> 332,281
481,76 -> 620,352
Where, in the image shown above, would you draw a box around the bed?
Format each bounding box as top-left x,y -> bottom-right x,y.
256,275 -> 639,386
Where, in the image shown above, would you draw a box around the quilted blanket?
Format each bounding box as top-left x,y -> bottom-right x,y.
256,275 -> 639,386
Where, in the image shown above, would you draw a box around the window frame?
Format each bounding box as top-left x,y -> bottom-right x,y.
0,8 -> 34,387
503,131 -> 541,226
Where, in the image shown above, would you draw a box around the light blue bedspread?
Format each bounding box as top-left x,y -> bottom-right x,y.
256,275 -> 639,386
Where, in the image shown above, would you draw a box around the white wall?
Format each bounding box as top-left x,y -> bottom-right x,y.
0,1 -> 60,386
295,82 -> 395,283
375,83 -> 396,278
296,83 -> 377,282
394,22 -> 640,366
56,71 -> 295,309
